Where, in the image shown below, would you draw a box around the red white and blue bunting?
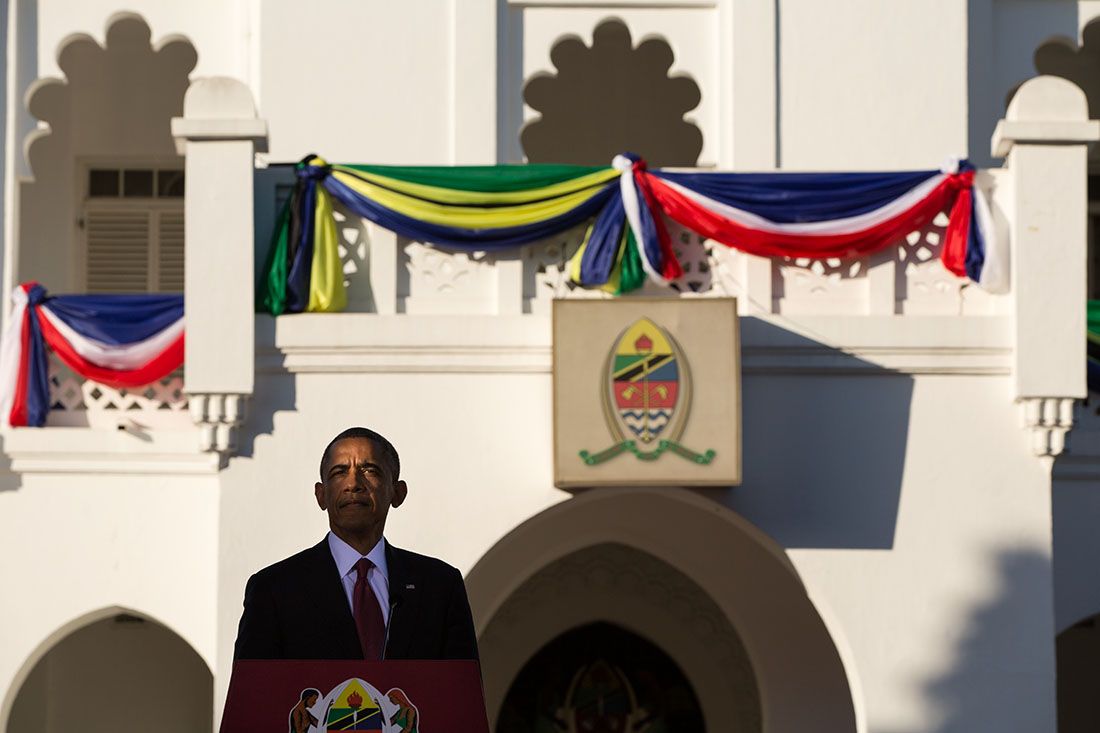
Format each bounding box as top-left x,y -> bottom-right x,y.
639,156 -> 1004,290
0,283 -> 184,427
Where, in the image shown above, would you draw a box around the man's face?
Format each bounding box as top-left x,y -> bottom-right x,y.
314,437 -> 407,541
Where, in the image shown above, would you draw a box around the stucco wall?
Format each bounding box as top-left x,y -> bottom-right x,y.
0,2 -> 1094,733
0,471 -> 219,724
773,375 -> 1056,731
195,322 -> 1057,730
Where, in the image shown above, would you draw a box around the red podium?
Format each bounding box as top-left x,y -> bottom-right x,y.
221,659 -> 489,732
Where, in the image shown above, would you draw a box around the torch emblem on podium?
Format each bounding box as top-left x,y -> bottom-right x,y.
289,677 -> 419,732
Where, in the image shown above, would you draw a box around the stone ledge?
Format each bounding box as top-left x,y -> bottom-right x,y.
1,427 -> 222,474
991,119 -> 1100,157
256,313 -> 1013,376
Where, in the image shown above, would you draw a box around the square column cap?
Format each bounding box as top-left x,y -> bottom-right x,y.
171,77 -> 268,154
993,76 -> 1099,157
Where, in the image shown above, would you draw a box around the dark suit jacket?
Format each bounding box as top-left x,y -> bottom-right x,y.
233,538 -> 479,662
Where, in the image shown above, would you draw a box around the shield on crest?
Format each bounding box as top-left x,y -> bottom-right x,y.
602,317 -> 691,445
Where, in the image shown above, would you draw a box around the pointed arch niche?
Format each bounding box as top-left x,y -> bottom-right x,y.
467,488 -> 858,732
4,606 -> 212,733
15,12 -> 196,293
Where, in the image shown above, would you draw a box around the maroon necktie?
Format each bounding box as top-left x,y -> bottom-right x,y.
353,557 -> 385,659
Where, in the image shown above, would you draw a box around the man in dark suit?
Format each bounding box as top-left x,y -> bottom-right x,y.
233,427 -> 479,662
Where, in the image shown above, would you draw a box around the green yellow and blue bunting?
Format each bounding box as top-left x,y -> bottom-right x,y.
1088,300 -> 1100,392
258,154 -> 1005,315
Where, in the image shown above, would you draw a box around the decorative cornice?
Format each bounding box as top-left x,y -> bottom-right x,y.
187,393 -> 248,456
257,344 -> 552,374
258,344 -> 1010,376
1020,397 -> 1076,457
257,314 -> 1013,376
1,427 -> 222,474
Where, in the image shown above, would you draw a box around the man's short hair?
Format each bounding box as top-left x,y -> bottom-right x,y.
319,427 -> 401,481
301,688 -> 320,701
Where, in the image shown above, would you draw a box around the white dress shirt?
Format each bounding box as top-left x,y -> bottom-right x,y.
326,531 -> 391,624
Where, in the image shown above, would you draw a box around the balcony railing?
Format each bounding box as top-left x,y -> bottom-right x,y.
45,355 -> 189,428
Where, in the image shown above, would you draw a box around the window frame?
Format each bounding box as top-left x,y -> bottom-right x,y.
77,157 -> 185,294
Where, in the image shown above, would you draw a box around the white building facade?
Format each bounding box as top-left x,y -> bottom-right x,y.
0,2 -> 1099,731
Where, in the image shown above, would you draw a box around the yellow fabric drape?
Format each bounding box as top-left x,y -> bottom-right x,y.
331,169 -> 614,229
307,187 -> 347,313
334,165 -> 620,206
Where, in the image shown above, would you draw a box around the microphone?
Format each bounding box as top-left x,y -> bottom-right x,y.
381,593 -> 403,660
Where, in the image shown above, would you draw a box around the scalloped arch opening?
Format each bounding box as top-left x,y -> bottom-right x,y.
18,13 -> 196,291
520,18 -> 703,167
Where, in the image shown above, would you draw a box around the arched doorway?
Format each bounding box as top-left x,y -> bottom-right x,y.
498,622 -> 705,732
466,488 -> 858,732
484,543 -> 760,731
6,610 -> 212,733
1057,612 -> 1100,732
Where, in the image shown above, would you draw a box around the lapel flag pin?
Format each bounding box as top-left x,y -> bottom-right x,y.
406,584 -> 415,589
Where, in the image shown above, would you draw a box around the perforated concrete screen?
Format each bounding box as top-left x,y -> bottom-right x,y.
553,298 -> 741,487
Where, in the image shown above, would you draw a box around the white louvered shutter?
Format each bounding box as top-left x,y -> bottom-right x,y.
156,210 -> 185,292
85,210 -> 152,293
84,205 -> 185,293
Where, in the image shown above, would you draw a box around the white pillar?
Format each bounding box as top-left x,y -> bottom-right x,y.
992,75 -> 1100,456
171,78 -> 267,455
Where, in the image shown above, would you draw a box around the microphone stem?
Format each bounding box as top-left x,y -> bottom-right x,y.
380,599 -> 398,659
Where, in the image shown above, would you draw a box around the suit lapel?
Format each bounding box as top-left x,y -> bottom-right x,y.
384,541 -> 419,659
305,538 -> 362,658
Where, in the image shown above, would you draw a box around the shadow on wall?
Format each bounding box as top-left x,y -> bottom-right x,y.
967,0 -> 1078,169
1051,464 -> 1100,633
1052,441 -> 1100,732
521,18 -> 703,167
715,317 -> 913,549
0,446 -> 20,492
239,316 -> 297,459
1026,15 -> 1100,174
918,549 -> 1057,733
1025,17 -> 1100,118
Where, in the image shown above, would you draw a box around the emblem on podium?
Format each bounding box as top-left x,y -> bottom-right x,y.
288,678 -> 419,732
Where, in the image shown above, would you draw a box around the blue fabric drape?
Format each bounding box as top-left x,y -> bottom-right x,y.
44,294 -> 184,345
